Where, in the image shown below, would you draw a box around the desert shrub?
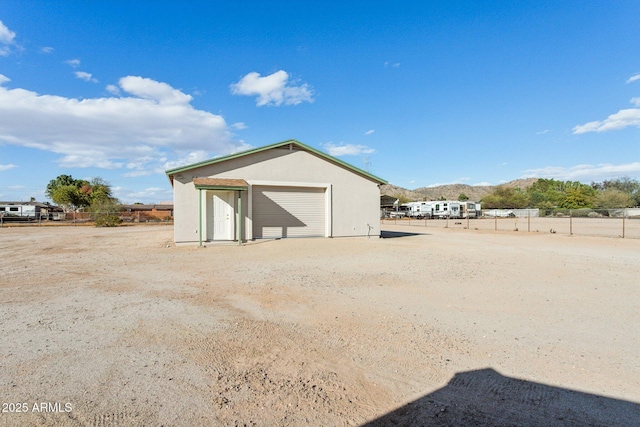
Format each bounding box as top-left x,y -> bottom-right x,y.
94,214 -> 123,227
88,193 -> 122,227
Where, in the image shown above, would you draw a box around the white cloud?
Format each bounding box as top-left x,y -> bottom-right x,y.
522,162 -> 640,181
75,71 -> 98,83
122,170 -> 152,178
230,70 -> 314,106
163,150 -> 211,170
65,59 -> 81,68
0,20 -> 16,56
40,46 -> 54,54
112,186 -> 173,204
0,163 -> 18,171
0,75 -> 249,172
573,76 -> 640,133
364,129 -> 375,135
0,74 -> 10,85
231,122 -> 247,130
120,76 -> 193,105
626,74 -> 640,84
536,129 -> 550,135
572,108 -> 640,134
0,20 -> 15,44
106,84 -> 120,95
384,62 -> 400,68
322,142 -> 376,157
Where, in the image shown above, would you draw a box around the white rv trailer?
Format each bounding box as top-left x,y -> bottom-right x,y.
459,201 -> 481,218
0,202 -> 65,220
402,201 -> 434,218
0,203 -> 37,219
430,201 -> 462,219
400,200 -> 482,219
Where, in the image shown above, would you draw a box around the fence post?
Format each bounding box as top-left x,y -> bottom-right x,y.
622,210 -> 626,238
494,215 -> 497,231
569,210 -> 573,236
528,210 -> 530,233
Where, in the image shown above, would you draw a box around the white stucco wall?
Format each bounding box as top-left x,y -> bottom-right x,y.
171,146 -> 382,243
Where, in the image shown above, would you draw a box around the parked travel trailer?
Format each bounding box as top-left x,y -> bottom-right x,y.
403,201 -> 434,219
0,202 -> 65,221
459,201 -> 481,218
0,203 -> 37,219
431,201 -> 462,219
390,200 -> 481,220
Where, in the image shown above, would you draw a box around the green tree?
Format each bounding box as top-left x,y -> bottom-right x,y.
526,179 -> 596,209
51,184 -> 86,211
46,174 -> 118,212
592,177 -> 640,207
458,193 -> 469,201
46,174 -> 83,201
526,179 -> 564,207
595,189 -> 633,208
558,182 -> 596,209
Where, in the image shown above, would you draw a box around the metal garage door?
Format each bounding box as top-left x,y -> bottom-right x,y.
252,186 -> 325,238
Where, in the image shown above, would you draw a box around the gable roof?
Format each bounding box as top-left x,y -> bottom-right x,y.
165,139 -> 387,186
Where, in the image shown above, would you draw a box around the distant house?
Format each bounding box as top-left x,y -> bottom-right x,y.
120,204 -> 174,220
165,139 -> 387,245
0,201 -> 65,220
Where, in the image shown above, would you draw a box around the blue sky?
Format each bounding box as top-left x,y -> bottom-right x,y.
1,1 -> 639,204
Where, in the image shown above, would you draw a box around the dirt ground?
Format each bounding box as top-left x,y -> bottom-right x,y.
1,224 -> 638,426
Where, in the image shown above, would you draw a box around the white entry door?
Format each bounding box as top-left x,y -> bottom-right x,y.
212,192 -> 233,240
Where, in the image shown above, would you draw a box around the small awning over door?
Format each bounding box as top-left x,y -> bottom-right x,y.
193,178 -> 248,246
193,178 -> 248,190
252,186 -> 325,238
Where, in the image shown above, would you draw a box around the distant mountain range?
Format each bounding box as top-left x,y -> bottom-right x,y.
381,178 -> 539,202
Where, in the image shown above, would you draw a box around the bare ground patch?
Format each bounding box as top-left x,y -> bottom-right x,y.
1,225 -> 638,426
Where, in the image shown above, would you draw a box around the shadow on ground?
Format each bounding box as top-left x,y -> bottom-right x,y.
380,230 -> 428,239
362,368 -> 639,427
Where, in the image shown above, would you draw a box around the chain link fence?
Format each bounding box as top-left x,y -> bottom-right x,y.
381,208 -> 640,239
0,211 -> 173,227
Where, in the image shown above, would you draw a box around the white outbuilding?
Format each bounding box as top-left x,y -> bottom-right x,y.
165,139 -> 387,245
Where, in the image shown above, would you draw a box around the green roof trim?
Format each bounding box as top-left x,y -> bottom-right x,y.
165,139 -> 387,185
